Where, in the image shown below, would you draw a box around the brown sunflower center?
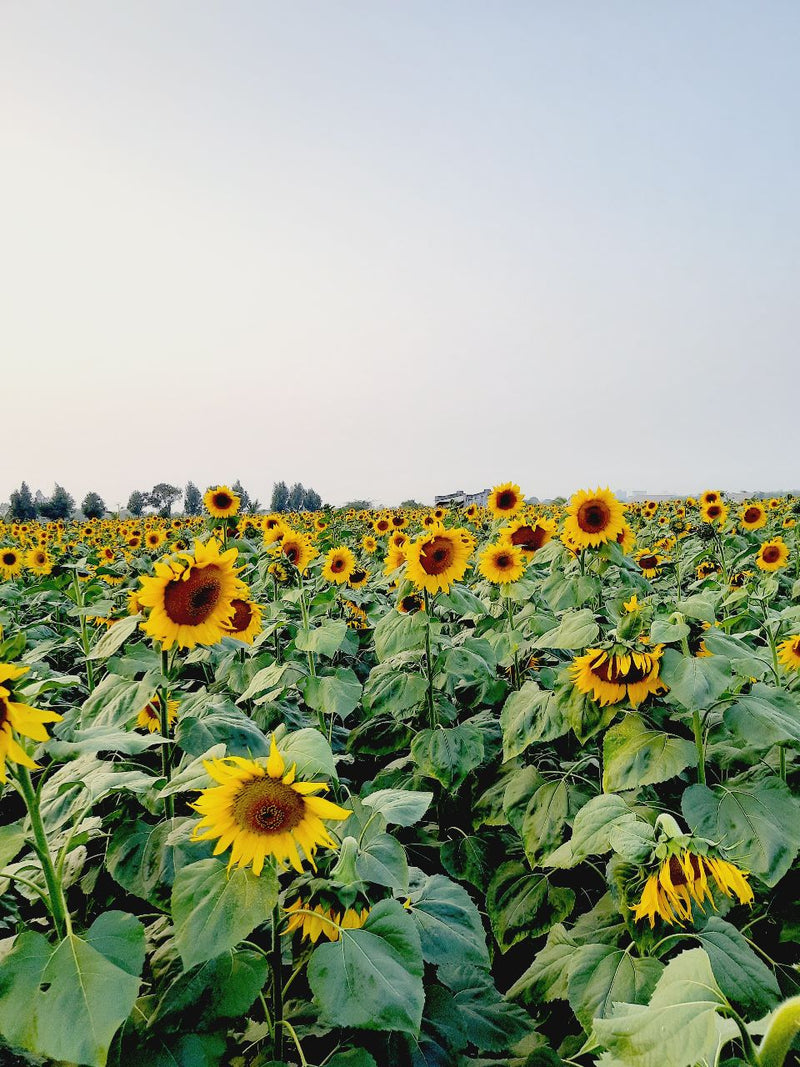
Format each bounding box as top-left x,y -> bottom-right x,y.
35,552 -> 46,565
2,552 -> 17,565
226,599 -> 253,632
667,853 -> 703,885
350,568 -> 366,583
420,536 -> 455,575
163,565 -> 223,626
639,554 -> 659,569
744,507 -> 761,523
762,546 -> 780,563
392,517 -> 405,527
495,552 -> 513,569
233,777 -> 305,835
591,653 -> 651,685
706,505 -> 722,518
577,501 -> 610,533
331,557 -> 345,572
496,490 -> 516,510
510,524 -> 546,552
213,492 -> 232,510
284,543 -> 300,564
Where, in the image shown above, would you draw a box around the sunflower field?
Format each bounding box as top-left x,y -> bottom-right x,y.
1,483 -> 800,1067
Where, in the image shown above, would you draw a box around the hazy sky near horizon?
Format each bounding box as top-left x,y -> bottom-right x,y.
2,1 -> 799,509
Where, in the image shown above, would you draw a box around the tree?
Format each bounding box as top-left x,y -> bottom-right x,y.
287,482 -> 305,511
148,483 -> 181,518
39,484 -> 74,520
8,482 -> 37,520
184,482 -> 202,516
127,490 -> 147,517
303,487 -> 322,511
232,480 -> 251,512
400,499 -> 422,508
82,492 -> 106,519
270,481 -> 289,513
342,500 -> 372,510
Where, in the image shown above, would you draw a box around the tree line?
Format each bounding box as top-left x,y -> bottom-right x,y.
4,479 -> 325,521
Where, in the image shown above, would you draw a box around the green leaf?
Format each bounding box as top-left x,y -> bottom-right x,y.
80,674 -> 158,730
47,724 -> 169,758
650,617 -> 690,644
308,898 -> 424,1035
362,788 -> 433,826
279,726 -> 338,781
86,911 -> 146,978
694,916 -> 780,1015
154,949 -> 268,1024
175,695 -> 270,758
544,793 -> 635,868
411,725 -> 485,790
486,861 -> 574,951
295,619 -> 348,657
602,715 -> 696,792
87,614 -> 142,659
660,650 -> 731,709
567,944 -> 663,1030
723,684 -> 800,751
299,669 -> 362,719
433,963 -> 531,1051
158,743 -> 227,797
171,858 -> 279,968
373,610 -> 428,661
0,821 -> 26,869
500,682 -> 569,760
506,923 -> 577,1004
407,873 -> 490,968
533,609 -> 599,650
591,948 -> 736,1067
0,930 -> 51,1052
363,665 -> 428,717
355,832 -> 409,892
520,779 -> 571,866
107,818 -> 207,909
676,594 -> 717,623
237,661 -> 295,702
682,777 -> 800,886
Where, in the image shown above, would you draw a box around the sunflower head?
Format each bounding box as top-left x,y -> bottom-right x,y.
756,538 -> 789,572
221,598 -> 264,644
777,634 -> 800,672
487,482 -> 524,519
570,645 -> 666,708
404,528 -> 472,594
478,541 -> 525,584
563,488 -> 626,549
0,662 -> 63,782
204,486 -> 241,518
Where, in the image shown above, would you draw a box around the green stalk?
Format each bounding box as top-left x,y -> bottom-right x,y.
298,578 -> 316,679
758,995 -> 800,1067
692,708 -> 706,785
271,900 -> 284,1062
15,767 -> 69,940
272,573 -> 281,663
506,594 -> 520,690
72,570 -> 96,692
159,646 -> 174,819
423,590 -> 436,726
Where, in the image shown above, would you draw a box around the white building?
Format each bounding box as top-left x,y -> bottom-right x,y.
434,488 -> 490,508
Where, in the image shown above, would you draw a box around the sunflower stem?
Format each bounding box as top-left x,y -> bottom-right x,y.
724,1006 -> 760,1066
298,578 -> 316,679
71,569 -> 96,693
272,573 -> 282,663
271,899 -> 284,1062
160,646 -> 174,819
758,995 -> 800,1067
692,708 -> 706,785
14,766 -> 69,940
423,590 -> 436,726
506,594 -> 520,690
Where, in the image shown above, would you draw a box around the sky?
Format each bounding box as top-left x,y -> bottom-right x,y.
2,1 -> 799,509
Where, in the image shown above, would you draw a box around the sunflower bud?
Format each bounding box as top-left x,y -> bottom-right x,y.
330,836 -> 361,886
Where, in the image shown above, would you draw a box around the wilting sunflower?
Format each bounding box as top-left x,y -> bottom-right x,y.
0,549 -> 23,580
204,485 -> 241,518
342,599 -> 369,629
221,598 -> 264,644
191,736 -> 350,875
501,516 -> 556,555
0,663 -> 63,783
756,537 -> 789,572
563,488 -> 625,549
696,559 -> 720,580
284,898 -> 369,943
777,634 -> 800,672
570,645 -> 666,707
278,530 -> 317,573
739,503 -> 767,531
136,694 -> 179,733
633,850 -> 753,928
405,528 -> 472,594
635,549 -> 663,578
137,538 -> 246,650
478,541 -> 525,584
487,482 -> 524,519
347,566 -> 369,589
25,547 -> 53,575
701,500 -> 728,525
322,546 -> 356,585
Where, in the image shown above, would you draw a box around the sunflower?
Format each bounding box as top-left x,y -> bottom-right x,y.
136,694 -> 179,733
0,549 -> 23,580
137,538 -> 247,650
570,646 -> 666,707
0,664 -> 63,783
696,559 -> 720,580
633,850 -> 753,928
487,482 -> 524,519
191,736 -> 350,875
25,547 -> 53,575
563,488 -> 625,549
616,522 -> 636,554
756,538 -> 789,572
362,535 -> 378,554
398,592 -> 424,614
284,898 -> 369,943
373,516 -> 391,536
701,501 -> 728,525
145,529 -> 166,550
347,566 -> 369,589
777,634 -> 800,672
739,503 -> 767,531
465,503 -> 479,520
204,485 -> 240,518
635,549 -> 663,578
383,541 -> 408,576
478,542 -> 525,584
700,490 -> 721,507
322,546 -> 356,585
263,516 -> 285,544
501,516 -> 556,555
404,528 -> 472,594
278,530 -> 317,573
342,599 -> 369,629
221,598 -> 264,644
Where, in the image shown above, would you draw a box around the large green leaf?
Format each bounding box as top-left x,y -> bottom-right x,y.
694,916 -> 780,1015
592,948 -> 736,1067
660,650 -> 731,709
682,777 -> 800,886
0,821 -> 26,869
87,614 -> 142,659
47,724 -> 169,758
175,695 -> 270,758
544,793 -> 636,868
407,873 -> 489,968
0,930 -> 51,1053
430,964 -> 530,1051
411,724 -> 485,790
500,681 -> 569,760
373,610 -> 429,661
363,665 -> 428,717
602,715 -> 696,792
362,788 -> 433,827
486,861 -> 574,951
86,911 -> 146,978
520,779 -> 571,866
299,669 -> 362,719
533,609 -> 599,650
308,898 -> 424,1035
171,858 -> 279,968
153,949 -> 268,1024
355,831 -> 409,892
723,684 -> 800,751
506,923 -> 578,1005
567,944 -> 662,1030
279,726 -> 338,781
295,619 -> 348,657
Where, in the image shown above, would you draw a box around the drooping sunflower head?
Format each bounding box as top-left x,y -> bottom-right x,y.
204,485 -> 241,518
487,482 -> 524,519
221,598 -> 264,644
404,528 -> 472,594
563,488 -> 626,549
284,898 -> 370,943
347,566 -> 369,589
0,663 -> 63,783
570,645 -> 667,708
501,516 -> 556,555
756,538 -> 789,572
398,591 -> 424,614
192,736 -> 350,875
477,541 -> 525,584
136,694 -> 179,733
322,546 -> 356,585
633,849 -> 753,928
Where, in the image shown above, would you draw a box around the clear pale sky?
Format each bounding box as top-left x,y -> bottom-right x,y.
2,1 -> 798,509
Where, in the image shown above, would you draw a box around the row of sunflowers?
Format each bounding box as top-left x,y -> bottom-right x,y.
0,483 -> 799,1067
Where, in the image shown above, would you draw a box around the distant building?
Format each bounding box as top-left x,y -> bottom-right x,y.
434,488 -> 490,508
